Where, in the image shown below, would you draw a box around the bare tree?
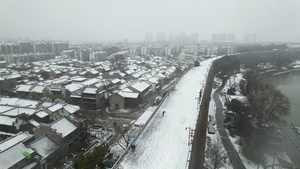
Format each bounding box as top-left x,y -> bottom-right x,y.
246,83 -> 290,129
240,67 -> 261,95
115,125 -> 134,149
207,136 -> 227,169
111,54 -> 125,68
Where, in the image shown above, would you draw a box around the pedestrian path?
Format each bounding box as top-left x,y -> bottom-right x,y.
120,59 -> 213,169
213,78 -> 246,169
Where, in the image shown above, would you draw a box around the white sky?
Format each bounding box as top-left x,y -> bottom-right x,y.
1,0 -> 300,42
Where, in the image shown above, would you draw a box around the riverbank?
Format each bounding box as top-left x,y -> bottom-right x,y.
260,69 -> 300,167
259,67 -> 300,80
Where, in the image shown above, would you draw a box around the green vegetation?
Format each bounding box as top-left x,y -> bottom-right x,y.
0,80 -> 16,97
41,71 -> 50,80
73,145 -> 116,169
27,91 -> 43,100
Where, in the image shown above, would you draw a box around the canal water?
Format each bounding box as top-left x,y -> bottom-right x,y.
262,70 -> 300,165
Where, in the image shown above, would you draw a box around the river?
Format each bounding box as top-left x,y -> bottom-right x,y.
262,70 -> 300,165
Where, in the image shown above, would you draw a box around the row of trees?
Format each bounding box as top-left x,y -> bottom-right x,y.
236,44 -> 288,53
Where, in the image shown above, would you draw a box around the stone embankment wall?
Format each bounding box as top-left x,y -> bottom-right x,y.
189,57 -> 230,169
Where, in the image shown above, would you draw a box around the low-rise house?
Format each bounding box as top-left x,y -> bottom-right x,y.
164,66 -> 176,83
85,70 -> 99,78
109,89 -> 141,109
64,83 -> 81,97
81,87 -> 105,110
154,73 -> 166,88
28,85 -> 46,99
16,84 -> 33,98
46,103 -> 64,120
34,111 -> 50,123
63,104 -> 80,115
0,101 -> 37,133
34,117 -> 81,157
0,132 -> 36,169
29,135 -> 60,169
47,77 -> 71,96
128,81 -> 151,102
70,91 -> 82,106
0,115 -> 20,133
146,77 -> 160,92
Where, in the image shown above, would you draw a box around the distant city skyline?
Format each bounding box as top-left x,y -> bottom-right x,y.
1,0 -> 300,42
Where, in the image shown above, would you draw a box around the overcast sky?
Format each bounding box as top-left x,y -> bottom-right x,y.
1,0 -> 300,42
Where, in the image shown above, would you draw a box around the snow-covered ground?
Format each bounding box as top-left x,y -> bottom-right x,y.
119,58 -> 215,169
115,57 -> 285,169
219,73 -> 257,168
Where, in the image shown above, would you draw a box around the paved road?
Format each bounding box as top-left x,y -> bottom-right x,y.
213,78 -> 246,169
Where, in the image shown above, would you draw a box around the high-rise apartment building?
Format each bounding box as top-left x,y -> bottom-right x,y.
168,34 -> 174,43
227,34 -> 236,42
145,32 -> 152,43
212,33 -> 236,42
189,33 -> 199,44
156,32 -> 166,43
0,40 -> 69,64
244,34 -> 256,43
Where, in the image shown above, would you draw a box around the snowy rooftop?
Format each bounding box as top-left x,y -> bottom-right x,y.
31,86 -> 45,93
95,82 -> 104,88
0,132 -> 33,152
41,101 -> 53,108
36,111 -> 49,118
156,73 -> 166,79
148,77 -> 159,84
65,83 -> 81,92
132,72 -> 142,78
48,103 -> 64,112
0,98 -> 19,106
2,108 -> 36,117
227,95 -> 247,103
0,115 -> 16,126
15,99 -> 38,109
72,77 -> 87,82
118,91 -> 139,99
81,78 -> 99,86
29,120 -> 40,127
0,105 -> 14,113
50,118 -> 77,138
112,78 -> 121,84
29,135 -> 58,160
130,81 -> 150,92
0,98 -> 39,110
125,70 -> 134,75
63,104 -> 80,114
0,142 -> 34,169
83,87 -> 97,94
16,85 -> 32,92
22,162 -> 37,169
